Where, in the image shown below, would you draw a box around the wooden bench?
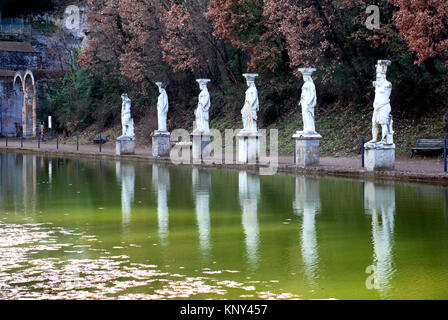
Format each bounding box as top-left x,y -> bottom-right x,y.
171,141 -> 192,149
409,139 -> 445,158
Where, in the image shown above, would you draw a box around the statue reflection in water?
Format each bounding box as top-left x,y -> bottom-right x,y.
115,162 -> 135,228
23,154 -> 37,216
238,171 -> 260,271
152,164 -> 170,245
192,168 -> 212,258
364,181 -> 396,296
293,176 -> 321,287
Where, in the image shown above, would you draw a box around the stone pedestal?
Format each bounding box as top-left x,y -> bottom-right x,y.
237,131 -> 261,164
364,142 -> 395,171
116,136 -> 136,155
292,132 -> 322,168
152,131 -> 171,157
192,132 -> 212,163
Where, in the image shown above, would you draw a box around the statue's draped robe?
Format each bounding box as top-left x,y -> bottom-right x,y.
121,96 -> 134,137
241,86 -> 259,132
301,80 -> 317,134
195,89 -> 210,132
373,80 -> 392,125
157,90 -> 169,132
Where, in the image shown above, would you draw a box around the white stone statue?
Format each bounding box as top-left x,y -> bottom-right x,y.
369,60 -> 394,145
156,82 -> 169,132
194,79 -> 211,133
297,68 -> 318,136
241,74 -> 259,133
120,93 -> 134,138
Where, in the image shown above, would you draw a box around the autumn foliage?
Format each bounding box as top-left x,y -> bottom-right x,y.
75,0 -> 448,129
392,0 -> 448,65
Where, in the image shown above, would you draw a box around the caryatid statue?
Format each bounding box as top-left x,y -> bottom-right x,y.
120,93 -> 134,138
298,68 -> 318,135
369,60 -> 394,145
241,73 -> 259,133
156,82 -> 169,132
194,79 -> 211,133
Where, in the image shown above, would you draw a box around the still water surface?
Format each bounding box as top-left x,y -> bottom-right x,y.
1,152 -> 448,299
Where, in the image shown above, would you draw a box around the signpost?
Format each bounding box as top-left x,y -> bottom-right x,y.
48,116 -> 52,139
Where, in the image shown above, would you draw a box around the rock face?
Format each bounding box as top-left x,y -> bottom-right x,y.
0,52 -> 40,71
0,2 -> 87,137
0,77 -> 22,136
0,43 -> 41,137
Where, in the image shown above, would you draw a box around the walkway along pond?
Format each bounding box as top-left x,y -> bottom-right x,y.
1,152 -> 448,299
1,138 -> 448,185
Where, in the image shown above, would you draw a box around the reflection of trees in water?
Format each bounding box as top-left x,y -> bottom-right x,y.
0,153 -> 24,213
192,168 -> 212,258
152,164 -> 170,246
364,181 -> 396,297
293,176 -> 321,287
0,154 -> 38,217
238,171 -> 260,271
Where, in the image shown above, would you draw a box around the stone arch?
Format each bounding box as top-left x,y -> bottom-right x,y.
13,72 -> 24,137
22,70 -> 37,138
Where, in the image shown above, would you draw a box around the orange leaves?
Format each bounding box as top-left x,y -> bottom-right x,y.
264,0 -> 330,72
391,0 -> 448,65
206,0 -> 282,73
160,3 -> 199,72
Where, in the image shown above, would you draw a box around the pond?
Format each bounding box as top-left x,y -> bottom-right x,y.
0,152 -> 448,300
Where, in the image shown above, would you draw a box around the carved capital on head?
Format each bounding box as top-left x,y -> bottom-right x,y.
243,73 -> 259,84
155,82 -> 167,89
298,68 -> 316,77
196,79 -> 211,88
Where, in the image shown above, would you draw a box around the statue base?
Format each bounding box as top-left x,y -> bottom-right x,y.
237,130 -> 262,164
364,142 -> 395,171
152,131 -> 171,157
292,132 -> 322,168
191,131 -> 212,163
116,136 -> 135,155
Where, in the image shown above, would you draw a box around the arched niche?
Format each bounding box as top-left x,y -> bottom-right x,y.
13,72 -> 24,137
22,70 -> 37,138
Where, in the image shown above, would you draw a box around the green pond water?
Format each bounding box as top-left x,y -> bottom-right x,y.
1,152 -> 448,300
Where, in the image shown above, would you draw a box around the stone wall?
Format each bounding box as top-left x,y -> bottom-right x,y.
0,80 -> 22,137
0,51 -> 40,70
